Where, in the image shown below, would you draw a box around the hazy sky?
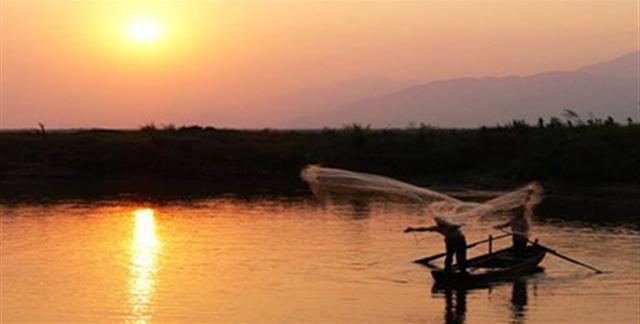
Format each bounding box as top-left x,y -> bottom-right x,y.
1,0 -> 638,128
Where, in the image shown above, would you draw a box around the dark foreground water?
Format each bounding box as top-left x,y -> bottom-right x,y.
1,197 -> 639,323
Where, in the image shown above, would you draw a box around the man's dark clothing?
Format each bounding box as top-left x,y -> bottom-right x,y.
444,236 -> 467,273
513,235 -> 527,258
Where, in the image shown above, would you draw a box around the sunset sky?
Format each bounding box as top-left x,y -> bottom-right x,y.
1,0 -> 637,129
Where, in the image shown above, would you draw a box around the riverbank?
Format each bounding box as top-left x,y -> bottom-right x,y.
1,124 -> 638,223
1,124 -> 638,184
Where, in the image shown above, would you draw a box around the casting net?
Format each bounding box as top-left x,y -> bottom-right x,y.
300,165 -> 542,224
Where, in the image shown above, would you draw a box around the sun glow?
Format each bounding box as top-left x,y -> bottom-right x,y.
91,8 -> 199,65
128,17 -> 160,43
129,208 -> 161,323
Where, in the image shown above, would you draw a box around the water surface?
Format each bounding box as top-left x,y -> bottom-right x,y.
1,198 -> 639,323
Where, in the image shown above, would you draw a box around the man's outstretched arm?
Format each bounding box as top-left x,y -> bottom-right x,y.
404,226 -> 437,233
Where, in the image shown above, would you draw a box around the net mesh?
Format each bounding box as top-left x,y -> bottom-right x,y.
300,165 -> 543,224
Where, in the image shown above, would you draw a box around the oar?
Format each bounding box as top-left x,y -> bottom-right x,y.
412,233 -> 511,264
497,229 -> 605,274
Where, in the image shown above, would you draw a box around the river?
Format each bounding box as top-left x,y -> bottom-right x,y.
1,197 -> 638,323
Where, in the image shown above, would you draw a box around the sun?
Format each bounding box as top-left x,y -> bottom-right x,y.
128,17 -> 160,43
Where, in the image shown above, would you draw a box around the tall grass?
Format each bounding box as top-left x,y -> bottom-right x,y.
0,121 -> 638,185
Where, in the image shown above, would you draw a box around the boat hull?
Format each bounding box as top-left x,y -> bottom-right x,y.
429,245 -> 546,287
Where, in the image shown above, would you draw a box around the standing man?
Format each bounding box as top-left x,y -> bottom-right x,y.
405,217 -> 468,274
494,205 -> 530,258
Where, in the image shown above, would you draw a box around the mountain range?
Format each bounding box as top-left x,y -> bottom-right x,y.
279,51 -> 639,128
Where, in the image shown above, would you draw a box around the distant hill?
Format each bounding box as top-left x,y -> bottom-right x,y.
578,51 -> 638,79
262,76 -> 409,126
284,51 -> 639,128
274,76 -> 410,112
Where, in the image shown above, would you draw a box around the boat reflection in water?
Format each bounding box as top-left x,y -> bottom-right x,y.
434,278 -> 532,324
128,209 -> 161,323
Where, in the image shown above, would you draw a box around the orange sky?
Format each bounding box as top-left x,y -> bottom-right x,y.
1,0 -> 638,128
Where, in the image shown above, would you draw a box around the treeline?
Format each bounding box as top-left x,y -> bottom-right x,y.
1,118 -> 639,186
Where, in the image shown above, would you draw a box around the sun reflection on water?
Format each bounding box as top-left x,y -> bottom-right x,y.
128,208 -> 161,323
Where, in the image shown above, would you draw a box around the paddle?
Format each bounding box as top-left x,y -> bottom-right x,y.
410,233 -> 511,264
497,229 -> 605,274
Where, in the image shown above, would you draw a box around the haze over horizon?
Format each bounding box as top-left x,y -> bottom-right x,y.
1,1 -> 638,129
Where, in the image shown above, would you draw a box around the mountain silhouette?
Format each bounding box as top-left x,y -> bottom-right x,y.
578,50 -> 638,79
284,51 -> 639,128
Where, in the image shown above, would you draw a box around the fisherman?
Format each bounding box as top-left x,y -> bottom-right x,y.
405,216 -> 468,274
493,205 -> 531,258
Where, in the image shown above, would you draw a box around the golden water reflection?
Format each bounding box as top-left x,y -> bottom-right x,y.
128,208 -> 161,323
0,201 -> 639,323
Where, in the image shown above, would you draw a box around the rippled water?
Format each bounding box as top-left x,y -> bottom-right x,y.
1,197 -> 639,323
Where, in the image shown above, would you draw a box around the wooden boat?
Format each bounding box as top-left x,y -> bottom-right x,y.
419,244 -> 546,287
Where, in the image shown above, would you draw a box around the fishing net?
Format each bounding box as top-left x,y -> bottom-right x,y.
300,165 -> 543,224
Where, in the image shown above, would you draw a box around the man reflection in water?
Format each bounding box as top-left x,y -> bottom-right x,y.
405,217 -> 467,274
510,279 -> 528,324
494,205 -> 531,258
444,288 -> 467,324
